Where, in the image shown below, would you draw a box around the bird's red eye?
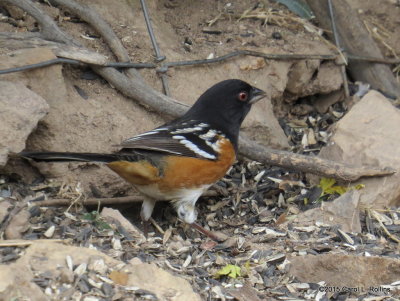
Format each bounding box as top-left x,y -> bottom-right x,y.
238,91 -> 248,101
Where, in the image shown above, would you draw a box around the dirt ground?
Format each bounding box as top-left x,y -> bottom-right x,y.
1,0 -> 400,300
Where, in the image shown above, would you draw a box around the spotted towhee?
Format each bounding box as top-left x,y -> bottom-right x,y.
21,79 -> 266,240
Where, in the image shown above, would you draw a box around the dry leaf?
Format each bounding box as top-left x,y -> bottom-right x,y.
109,270 -> 129,285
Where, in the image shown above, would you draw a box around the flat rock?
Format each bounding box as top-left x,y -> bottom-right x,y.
289,254 -> 400,288
4,209 -> 31,239
289,190 -> 361,233
0,241 -> 201,301
319,90 -> 400,207
100,207 -> 145,241
0,80 -> 49,166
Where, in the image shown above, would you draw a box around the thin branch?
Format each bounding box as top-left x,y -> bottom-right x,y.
33,190 -> 220,207
1,33 -> 398,76
0,239 -> 67,247
327,0 -> 350,98
239,137 -> 395,182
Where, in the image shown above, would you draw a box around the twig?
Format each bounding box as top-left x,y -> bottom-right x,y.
32,191 -> 220,207
3,0 -> 396,182
165,50 -> 337,67
370,210 -> 400,243
0,239 -> 67,247
327,0 -> 350,99
34,195 -> 144,206
139,0 -> 165,62
149,217 -> 165,234
0,57 -> 155,75
1,33 -> 399,76
347,54 -> 400,65
239,137 -> 396,182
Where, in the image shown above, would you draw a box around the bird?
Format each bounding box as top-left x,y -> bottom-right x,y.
21,79 -> 266,240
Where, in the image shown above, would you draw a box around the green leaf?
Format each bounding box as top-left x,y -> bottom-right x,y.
319,178 -> 336,192
81,211 -> 111,231
354,184 -> 365,190
325,185 -> 347,195
214,264 -> 241,279
318,178 -> 365,198
82,211 -> 98,221
273,0 -> 315,20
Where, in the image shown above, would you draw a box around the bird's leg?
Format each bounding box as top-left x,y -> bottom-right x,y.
176,198 -> 227,242
140,197 -> 156,238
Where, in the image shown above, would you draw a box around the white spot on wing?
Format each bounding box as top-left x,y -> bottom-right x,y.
124,128 -> 167,141
199,129 -> 217,140
199,130 -> 226,153
171,127 -> 203,134
172,135 -> 216,159
171,123 -> 209,134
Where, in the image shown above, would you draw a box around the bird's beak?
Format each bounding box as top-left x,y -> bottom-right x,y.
249,87 -> 267,104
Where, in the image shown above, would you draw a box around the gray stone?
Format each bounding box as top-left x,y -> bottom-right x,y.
0,81 -> 49,166
289,254 -> 400,287
319,90 -> 400,207
289,190 -> 361,232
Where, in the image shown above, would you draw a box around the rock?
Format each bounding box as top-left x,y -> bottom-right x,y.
0,200 -> 12,224
100,207 -> 145,241
319,90 -> 400,207
286,60 -> 320,95
285,61 -> 342,100
4,209 -> 31,239
313,90 -> 344,114
0,80 -> 49,166
289,254 -> 400,287
226,282 -> 263,301
0,241 -> 201,301
0,48 -> 67,102
126,262 -> 202,301
289,190 -> 361,233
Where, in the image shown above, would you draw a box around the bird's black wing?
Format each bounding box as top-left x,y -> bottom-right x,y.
119,120 -> 223,160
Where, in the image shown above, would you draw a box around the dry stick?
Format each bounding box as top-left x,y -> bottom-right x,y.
0,239 -> 67,247
3,0 -> 395,182
239,137 -> 395,182
2,33 -> 399,68
33,190 -> 220,207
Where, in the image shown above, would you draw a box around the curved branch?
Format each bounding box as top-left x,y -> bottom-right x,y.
2,0 -> 78,46
48,0 -> 143,81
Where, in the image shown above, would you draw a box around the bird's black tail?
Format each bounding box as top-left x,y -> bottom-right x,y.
20,151 -> 123,163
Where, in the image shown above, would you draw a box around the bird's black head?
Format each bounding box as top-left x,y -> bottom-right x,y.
182,79 -> 266,147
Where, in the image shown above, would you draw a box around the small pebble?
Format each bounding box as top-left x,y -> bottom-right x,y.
272,31 -> 282,39
102,282 -> 114,296
44,225 -> 55,238
59,267 -> 74,284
